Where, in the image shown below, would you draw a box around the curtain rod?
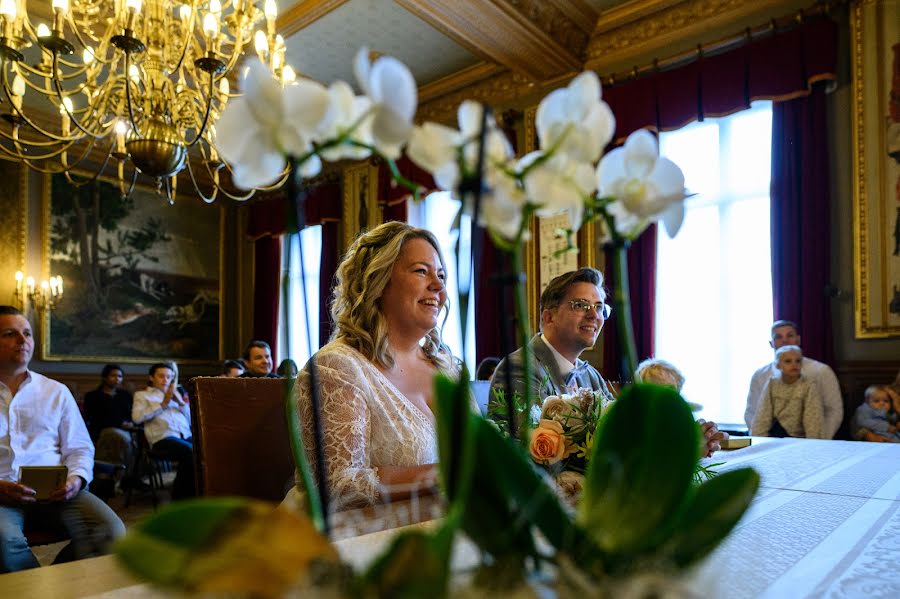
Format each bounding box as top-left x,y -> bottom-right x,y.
601,0 -> 846,87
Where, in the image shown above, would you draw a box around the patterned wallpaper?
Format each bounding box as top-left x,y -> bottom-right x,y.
0,159 -> 25,308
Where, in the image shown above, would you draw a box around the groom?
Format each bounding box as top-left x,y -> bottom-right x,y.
490,268 -> 615,403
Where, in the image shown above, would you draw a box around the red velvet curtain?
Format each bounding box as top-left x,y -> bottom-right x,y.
246,183 -> 342,358
770,82 -> 834,366
377,155 -> 436,223
596,17 -> 837,378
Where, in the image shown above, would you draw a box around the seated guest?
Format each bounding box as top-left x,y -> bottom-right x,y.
277,358 -> 299,379
0,306 -> 124,573
132,363 -> 195,499
745,320 -> 841,438
475,357 -> 500,381
853,385 -> 900,443
220,359 -> 244,378
635,357 -> 727,457
491,268 -> 615,402
288,222 -> 457,510
240,340 -> 279,378
82,364 -> 135,497
751,345 -> 826,439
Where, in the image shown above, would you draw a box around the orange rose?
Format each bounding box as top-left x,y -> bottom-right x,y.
529,419 -> 573,465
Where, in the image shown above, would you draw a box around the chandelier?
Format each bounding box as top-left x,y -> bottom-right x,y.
0,0 -> 296,202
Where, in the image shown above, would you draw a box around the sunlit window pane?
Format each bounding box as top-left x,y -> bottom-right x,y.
656,101 -> 773,426
279,225 -> 322,369
410,192 -> 476,375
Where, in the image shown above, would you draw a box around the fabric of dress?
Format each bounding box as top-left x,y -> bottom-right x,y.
490,334 -> 615,404
751,376 -> 826,439
745,357 -> 842,438
293,340 -> 454,511
852,403 -> 900,442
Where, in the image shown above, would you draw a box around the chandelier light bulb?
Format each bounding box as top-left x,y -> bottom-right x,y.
36,22 -> 51,37
128,63 -> 140,81
52,0 -> 68,15
202,12 -> 218,38
0,0 -> 16,19
179,4 -> 191,21
208,0 -> 221,15
83,46 -> 95,64
275,33 -> 284,49
264,0 -> 277,20
115,119 -> 129,135
60,95 -> 73,113
254,29 -> 267,56
219,78 -> 229,96
125,0 -> 142,14
281,65 -> 296,84
11,73 -> 25,96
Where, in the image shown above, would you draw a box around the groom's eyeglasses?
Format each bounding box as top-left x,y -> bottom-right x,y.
568,299 -> 612,319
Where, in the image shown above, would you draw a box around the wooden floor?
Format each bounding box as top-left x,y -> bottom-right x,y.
32,473 -> 175,566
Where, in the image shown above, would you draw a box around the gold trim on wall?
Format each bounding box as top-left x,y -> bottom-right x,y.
523,106 -> 540,332
341,161 -> 381,251
851,0 -> 900,338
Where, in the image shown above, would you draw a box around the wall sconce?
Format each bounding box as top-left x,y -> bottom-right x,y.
14,271 -> 64,313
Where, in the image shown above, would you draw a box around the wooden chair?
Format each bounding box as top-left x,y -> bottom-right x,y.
190,377 -> 295,501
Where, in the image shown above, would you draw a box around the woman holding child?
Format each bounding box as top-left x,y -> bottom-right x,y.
292,222 -> 456,510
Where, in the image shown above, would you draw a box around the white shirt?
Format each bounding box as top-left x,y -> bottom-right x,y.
540,334 -> 587,392
0,370 -> 94,484
745,357 -> 843,438
132,387 -> 192,447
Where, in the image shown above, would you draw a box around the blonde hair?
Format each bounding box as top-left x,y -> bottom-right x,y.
774,344 -> 802,366
635,358 -> 685,391
330,221 -> 451,370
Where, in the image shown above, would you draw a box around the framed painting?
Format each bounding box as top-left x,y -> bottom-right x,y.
852,0 -> 900,337
41,172 -> 223,362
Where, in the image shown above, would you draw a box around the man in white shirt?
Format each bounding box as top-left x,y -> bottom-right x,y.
744,320 -> 843,438
0,306 -> 125,573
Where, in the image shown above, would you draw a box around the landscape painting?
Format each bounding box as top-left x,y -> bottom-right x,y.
43,173 -> 222,362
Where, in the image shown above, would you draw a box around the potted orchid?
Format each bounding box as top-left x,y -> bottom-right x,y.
113,49 -> 759,597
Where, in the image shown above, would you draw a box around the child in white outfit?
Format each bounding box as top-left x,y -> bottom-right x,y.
751,345 -> 826,439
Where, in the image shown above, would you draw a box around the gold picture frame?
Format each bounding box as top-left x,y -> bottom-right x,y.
41,172 -> 224,363
341,161 -> 381,252
851,0 -> 900,338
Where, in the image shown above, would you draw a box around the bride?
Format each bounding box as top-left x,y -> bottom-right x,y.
290,221 -> 458,510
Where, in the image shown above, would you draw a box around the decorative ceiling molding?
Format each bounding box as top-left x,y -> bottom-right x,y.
418,68 -> 547,123
396,0 -> 587,80
418,62 -> 507,105
593,0 -> 685,34
585,0 -> 806,70
276,0 -> 351,38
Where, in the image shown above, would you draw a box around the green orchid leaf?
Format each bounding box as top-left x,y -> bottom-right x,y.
461,415 -> 598,564
434,371 -> 474,505
664,467 -> 760,568
360,517 -> 456,598
579,384 -> 698,560
115,498 -> 340,597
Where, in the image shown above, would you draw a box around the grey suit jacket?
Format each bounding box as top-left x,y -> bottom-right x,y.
489,334 -> 614,405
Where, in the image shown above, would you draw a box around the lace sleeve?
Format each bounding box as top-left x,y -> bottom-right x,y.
296,350 -> 380,509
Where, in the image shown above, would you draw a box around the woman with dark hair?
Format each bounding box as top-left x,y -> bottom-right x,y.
289,221 -> 459,510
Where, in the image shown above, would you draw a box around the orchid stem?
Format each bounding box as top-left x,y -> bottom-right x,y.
609,243 -> 638,383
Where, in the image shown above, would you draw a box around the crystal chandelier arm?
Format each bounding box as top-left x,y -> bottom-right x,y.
0,67 -> 88,142
0,133 -> 98,167
184,156 -> 221,203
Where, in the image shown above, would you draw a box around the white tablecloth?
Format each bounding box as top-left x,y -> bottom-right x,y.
691,438 -> 900,598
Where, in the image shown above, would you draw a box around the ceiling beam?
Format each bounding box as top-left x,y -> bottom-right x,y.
396,0 -> 593,81
276,0 -> 351,38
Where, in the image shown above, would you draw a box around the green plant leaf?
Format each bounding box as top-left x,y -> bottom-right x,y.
664,467 -> 760,568
434,371 -> 474,505
578,384 -> 698,561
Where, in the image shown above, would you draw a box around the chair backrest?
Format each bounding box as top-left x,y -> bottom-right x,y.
191,377 -> 294,502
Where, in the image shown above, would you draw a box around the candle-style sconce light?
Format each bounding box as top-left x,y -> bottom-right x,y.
13,271 -> 64,313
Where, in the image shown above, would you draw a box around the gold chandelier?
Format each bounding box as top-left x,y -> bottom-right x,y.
0,0 -> 295,202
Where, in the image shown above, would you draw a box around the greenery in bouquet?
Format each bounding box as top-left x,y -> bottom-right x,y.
112,46 -> 760,598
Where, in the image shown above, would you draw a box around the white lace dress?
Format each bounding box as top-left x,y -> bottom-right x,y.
293,340 -> 449,510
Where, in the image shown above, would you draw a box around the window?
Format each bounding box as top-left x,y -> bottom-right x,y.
278,225 -> 322,369
409,192 -> 476,375
655,102 -> 774,426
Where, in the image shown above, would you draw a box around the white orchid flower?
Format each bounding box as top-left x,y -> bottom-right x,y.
354,47 -> 417,159
536,71 -> 615,164
407,122 -> 462,190
215,59 -> 329,189
479,169 -> 529,242
315,80 -> 374,162
595,129 -> 686,240
520,152 -> 595,233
